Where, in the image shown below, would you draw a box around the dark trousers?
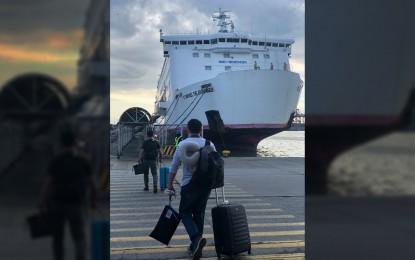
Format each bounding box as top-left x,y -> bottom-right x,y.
143,159 -> 158,188
51,203 -> 86,260
179,183 -> 211,242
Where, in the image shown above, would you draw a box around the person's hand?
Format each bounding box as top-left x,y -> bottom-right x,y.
167,185 -> 175,193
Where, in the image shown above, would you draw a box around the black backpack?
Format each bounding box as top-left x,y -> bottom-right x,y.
145,140 -> 159,160
191,140 -> 224,189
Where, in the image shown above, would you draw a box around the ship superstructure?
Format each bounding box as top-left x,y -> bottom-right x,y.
153,9 -> 303,154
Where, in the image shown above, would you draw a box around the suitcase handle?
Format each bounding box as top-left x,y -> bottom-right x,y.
214,187 -> 228,206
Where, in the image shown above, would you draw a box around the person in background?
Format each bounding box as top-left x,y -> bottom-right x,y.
174,130 -> 183,149
38,130 -> 98,260
167,119 -> 216,260
138,129 -> 163,193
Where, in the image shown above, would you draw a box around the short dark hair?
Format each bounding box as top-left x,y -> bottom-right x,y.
187,119 -> 202,134
60,130 -> 76,147
147,130 -> 154,137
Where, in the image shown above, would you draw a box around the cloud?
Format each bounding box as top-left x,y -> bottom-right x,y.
0,1 -> 88,90
110,0 -> 305,121
0,0 -> 89,35
110,88 -> 156,123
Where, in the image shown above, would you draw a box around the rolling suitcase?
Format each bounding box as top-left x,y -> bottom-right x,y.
211,187 -> 251,259
159,164 -> 169,190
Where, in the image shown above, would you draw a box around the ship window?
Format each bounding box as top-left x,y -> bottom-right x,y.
226,38 -> 239,43
248,39 -> 252,45
180,41 -> 187,45
219,38 -> 225,42
172,41 -> 179,45
204,40 -> 210,44
286,44 -> 291,48
204,53 -> 211,58
165,41 -> 171,45
266,42 -> 272,46
223,53 -> 230,58
196,40 -> 203,44
211,38 -> 218,44
225,66 -> 231,71
205,66 -> 212,70
259,42 -> 265,46
272,43 -> 278,47
252,54 -> 259,59
264,54 -> 270,59
193,53 -> 199,58
241,38 -> 248,43
188,40 -> 195,44
278,43 -> 284,47
252,41 -> 258,45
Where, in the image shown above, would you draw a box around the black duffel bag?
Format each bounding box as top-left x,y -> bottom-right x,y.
133,162 -> 146,175
27,212 -> 54,239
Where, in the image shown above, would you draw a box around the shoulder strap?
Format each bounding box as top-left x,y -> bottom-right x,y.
205,139 -> 210,148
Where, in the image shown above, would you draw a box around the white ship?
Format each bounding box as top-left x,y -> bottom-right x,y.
153,9 -> 303,154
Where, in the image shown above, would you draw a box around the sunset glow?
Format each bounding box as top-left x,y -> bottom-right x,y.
0,44 -> 58,62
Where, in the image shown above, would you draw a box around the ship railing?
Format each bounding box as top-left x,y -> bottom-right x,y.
253,62 -> 293,71
153,124 -> 185,148
153,123 -> 206,157
113,123 -> 135,159
157,58 -> 169,90
204,62 -> 294,72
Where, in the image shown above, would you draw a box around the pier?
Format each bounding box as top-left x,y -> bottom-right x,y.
110,133 -> 304,259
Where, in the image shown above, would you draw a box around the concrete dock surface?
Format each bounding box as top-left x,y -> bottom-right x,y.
110,155 -> 304,259
328,130 -> 415,196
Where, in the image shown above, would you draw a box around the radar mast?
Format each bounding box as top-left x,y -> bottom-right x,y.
212,8 -> 234,33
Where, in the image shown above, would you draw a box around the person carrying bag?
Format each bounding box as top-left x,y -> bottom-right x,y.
138,129 -> 163,193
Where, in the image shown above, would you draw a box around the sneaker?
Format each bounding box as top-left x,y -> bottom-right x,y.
191,237 -> 206,260
143,187 -> 149,191
153,186 -> 158,193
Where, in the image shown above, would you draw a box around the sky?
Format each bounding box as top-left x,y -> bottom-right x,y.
110,0 -> 305,124
0,0 -> 89,90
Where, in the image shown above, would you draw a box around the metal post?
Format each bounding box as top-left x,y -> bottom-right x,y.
117,126 -> 121,158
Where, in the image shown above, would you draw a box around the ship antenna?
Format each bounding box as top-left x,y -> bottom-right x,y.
212,8 -> 233,33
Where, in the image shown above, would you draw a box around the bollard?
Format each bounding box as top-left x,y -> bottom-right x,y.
222,150 -> 230,157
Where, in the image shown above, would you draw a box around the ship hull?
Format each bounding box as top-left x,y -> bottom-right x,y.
203,126 -> 286,156
156,69 -> 302,153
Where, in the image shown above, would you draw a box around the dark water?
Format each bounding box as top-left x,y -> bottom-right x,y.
257,131 -> 304,157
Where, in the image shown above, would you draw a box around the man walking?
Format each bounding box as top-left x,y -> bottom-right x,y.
167,119 -> 216,260
138,129 -> 163,193
38,130 -> 98,260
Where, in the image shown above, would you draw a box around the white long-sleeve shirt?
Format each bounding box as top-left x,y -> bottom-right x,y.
169,137 -> 216,187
